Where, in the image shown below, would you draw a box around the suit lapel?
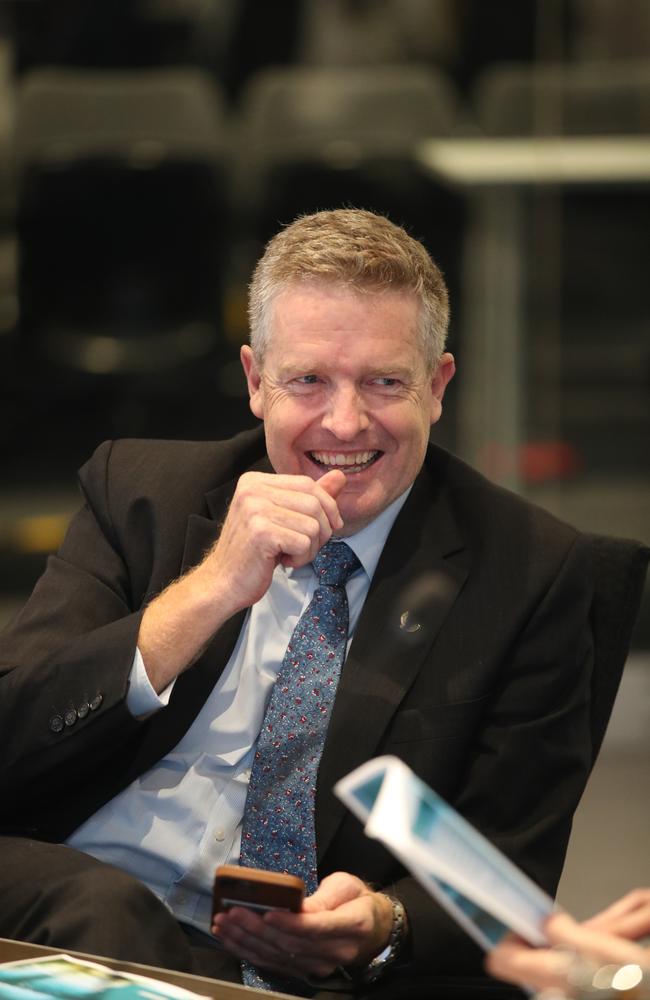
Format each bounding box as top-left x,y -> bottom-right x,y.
126,472 -> 262,773
316,454 -> 470,859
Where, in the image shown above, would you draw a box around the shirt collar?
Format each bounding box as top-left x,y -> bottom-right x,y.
334,486 -> 412,582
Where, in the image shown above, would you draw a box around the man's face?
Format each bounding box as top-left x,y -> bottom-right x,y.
241,283 -> 454,536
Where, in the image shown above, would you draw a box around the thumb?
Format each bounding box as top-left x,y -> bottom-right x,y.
318,468 -> 347,500
302,872 -> 367,914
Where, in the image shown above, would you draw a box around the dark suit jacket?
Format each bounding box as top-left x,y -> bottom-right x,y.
0,426 -> 595,979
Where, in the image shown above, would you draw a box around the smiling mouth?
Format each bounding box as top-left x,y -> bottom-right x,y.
308,450 -> 382,474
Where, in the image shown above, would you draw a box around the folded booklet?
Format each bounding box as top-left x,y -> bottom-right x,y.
0,954 -> 210,1000
334,755 -> 555,951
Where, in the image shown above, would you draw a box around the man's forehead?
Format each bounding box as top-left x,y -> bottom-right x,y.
267,283 -> 421,343
272,279 -> 419,310
259,282 -> 428,372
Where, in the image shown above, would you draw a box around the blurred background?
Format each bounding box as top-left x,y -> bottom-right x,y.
0,0 -> 648,919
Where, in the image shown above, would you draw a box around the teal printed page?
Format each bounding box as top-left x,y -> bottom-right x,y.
335,755 -> 554,949
0,956 -> 208,1000
428,877 -> 510,947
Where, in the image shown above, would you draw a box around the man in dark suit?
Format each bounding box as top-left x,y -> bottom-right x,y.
1,209 -> 595,996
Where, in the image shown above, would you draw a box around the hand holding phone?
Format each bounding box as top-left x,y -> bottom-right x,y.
213,864 -> 305,916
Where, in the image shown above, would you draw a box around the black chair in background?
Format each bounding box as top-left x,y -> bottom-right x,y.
233,62 -> 466,250
475,60 -> 650,135
12,66 -> 233,453
586,532 -> 650,761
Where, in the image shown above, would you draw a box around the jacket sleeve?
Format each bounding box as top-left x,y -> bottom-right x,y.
0,441 -> 149,812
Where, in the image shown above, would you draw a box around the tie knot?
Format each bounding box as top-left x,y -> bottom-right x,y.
312,540 -> 361,587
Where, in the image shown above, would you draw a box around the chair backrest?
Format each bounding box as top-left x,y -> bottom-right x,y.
237,64 -> 464,166
14,67 -> 230,375
15,66 -> 228,166
475,60 -> 650,136
586,532 -> 649,763
231,63 -> 468,315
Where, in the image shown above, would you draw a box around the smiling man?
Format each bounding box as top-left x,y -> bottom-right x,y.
1,210 -> 601,998
241,281 -> 454,537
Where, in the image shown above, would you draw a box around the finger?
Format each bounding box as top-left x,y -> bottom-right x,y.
235,510 -> 331,570
221,928 -> 286,969
590,909 -> 650,940
218,906 -> 311,955
318,469 -> 347,499
266,901 -> 348,939
259,910 -> 331,947
263,907 -> 367,968
590,889 -> 650,920
486,939 -> 571,991
266,883 -> 389,967
237,482 -> 335,543
257,472 -> 344,533
215,909 -> 287,964
547,917 -> 649,966
585,889 -> 650,937
217,913 -> 336,979
310,472 -> 345,531
261,508 -> 329,557
302,871 -> 367,913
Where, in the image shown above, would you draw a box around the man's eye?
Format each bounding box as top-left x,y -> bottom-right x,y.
372,377 -> 399,387
295,374 -> 320,384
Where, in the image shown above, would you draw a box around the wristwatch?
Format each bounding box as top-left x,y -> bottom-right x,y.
359,895 -> 408,984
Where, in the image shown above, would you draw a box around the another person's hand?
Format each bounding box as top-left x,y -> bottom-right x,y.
486,891 -> 650,995
582,887 -> 650,941
212,871 -> 397,983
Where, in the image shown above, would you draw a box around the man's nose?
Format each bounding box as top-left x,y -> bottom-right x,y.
321,387 -> 370,440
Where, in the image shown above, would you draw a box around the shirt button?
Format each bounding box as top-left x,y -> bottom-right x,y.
214,828 -> 225,842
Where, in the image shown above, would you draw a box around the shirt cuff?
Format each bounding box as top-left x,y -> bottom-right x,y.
126,647 -> 175,717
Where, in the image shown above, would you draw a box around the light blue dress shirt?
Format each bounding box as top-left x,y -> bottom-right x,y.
67,488 -> 410,934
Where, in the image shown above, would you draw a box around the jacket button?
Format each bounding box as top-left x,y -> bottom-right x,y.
49,715 -> 64,734
89,693 -> 103,711
77,702 -> 90,719
64,708 -> 78,727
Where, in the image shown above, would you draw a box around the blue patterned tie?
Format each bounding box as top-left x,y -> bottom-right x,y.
240,539 -> 361,994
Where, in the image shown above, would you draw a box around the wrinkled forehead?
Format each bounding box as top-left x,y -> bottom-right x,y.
261,280 -> 431,375
261,282 -> 430,379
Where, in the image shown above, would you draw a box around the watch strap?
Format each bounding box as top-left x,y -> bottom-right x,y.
359,894 -> 407,984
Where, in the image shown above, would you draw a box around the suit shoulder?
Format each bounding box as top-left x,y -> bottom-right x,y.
427,445 -> 581,555
80,426 -> 266,499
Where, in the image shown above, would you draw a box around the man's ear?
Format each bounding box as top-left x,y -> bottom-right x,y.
429,352 -> 455,425
240,345 -> 265,420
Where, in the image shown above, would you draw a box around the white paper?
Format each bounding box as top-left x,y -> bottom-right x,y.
335,755 -> 554,950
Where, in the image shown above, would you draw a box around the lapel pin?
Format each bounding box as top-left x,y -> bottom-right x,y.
399,611 -> 422,633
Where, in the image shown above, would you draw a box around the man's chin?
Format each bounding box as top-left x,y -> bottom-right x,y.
335,494 -> 387,537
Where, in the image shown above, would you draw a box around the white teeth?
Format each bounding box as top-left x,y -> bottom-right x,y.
311,450 -> 378,468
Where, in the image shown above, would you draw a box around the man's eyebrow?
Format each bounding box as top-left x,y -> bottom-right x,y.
275,361 -> 320,377
274,362 -> 416,379
366,365 -> 413,377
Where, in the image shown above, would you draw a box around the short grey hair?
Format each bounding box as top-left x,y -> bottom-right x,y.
248,208 -> 450,371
